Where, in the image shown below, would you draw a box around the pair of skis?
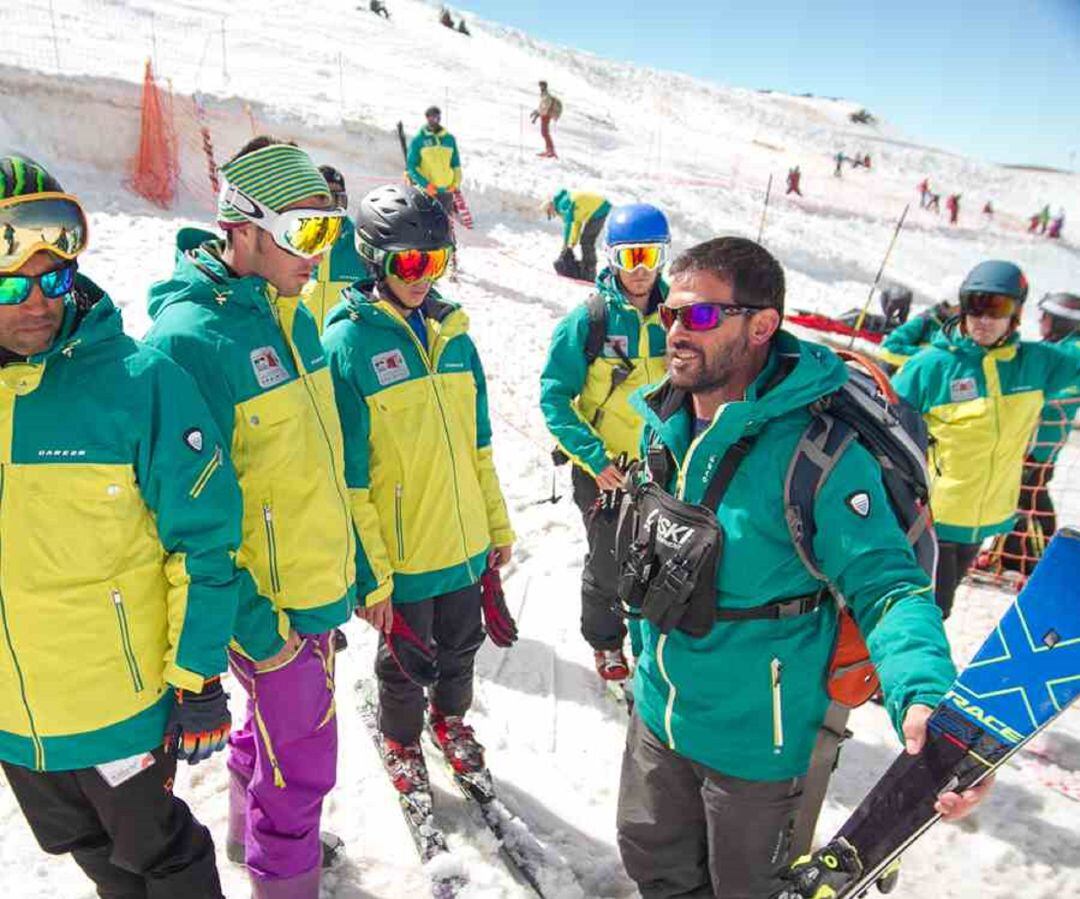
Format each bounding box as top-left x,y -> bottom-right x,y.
776,528 -> 1080,898
357,682 -> 548,898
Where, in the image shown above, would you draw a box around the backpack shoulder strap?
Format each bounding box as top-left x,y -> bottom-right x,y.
583,292 -> 608,364
784,411 -> 858,584
701,435 -> 757,511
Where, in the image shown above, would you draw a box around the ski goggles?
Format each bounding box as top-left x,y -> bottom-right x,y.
0,261 -> 76,306
218,180 -> 344,259
608,243 -> 668,273
0,192 -> 89,272
378,246 -> 454,283
961,292 -> 1018,320
659,302 -> 760,332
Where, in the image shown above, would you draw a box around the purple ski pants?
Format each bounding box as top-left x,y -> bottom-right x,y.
227,632 -> 337,898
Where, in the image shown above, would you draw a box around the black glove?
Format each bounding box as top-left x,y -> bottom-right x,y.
387,610 -> 439,686
164,676 -> 231,765
481,566 -> 518,648
772,838 -> 864,899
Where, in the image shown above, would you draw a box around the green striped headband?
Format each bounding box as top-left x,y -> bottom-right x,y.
217,143 -> 329,224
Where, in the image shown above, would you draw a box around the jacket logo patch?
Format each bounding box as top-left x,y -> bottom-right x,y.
250,346 -> 289,389
846,491 -> 871,518
183,428 -> 204,453
949,377 -> 978,402
603,336 -> 629,358
372,349 -> 410,386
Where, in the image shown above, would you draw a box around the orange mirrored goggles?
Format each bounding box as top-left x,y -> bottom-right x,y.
384,246 -> 453,283
0,192 -> 89,272
608,243 -> 667,273
961,292 -> 1018,320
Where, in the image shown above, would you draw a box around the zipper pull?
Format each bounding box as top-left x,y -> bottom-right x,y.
263,503 -> 273,523
111,589 -> 122,606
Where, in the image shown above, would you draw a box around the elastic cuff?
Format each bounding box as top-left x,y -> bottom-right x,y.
490,526 -> 516,548
365,578 -> 394,608
164,663 -> 205,694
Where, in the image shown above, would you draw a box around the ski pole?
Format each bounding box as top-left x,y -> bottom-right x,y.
848,204 -> 910,348
757,174 -> 773,243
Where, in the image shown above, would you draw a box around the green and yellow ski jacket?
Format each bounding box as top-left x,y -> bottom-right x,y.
1029,335 -> 1080,465
407,126 -> 462,192
877,307 -> 950,369
0,277 -> 243,771
539,268 -> 668,475
301,218 -> 367,335
552,189 -> 610,248
632,332 -> 954,781
323,280 -> 514,607
144,232 -> 357,659
893,325 -> 1080,543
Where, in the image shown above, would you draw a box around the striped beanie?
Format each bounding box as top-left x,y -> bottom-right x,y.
217,142 -> 329,224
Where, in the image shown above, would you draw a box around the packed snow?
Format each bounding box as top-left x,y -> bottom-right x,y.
1,1 -> 1078,896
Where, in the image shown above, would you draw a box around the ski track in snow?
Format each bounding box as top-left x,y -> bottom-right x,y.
1,1 -> 1079,896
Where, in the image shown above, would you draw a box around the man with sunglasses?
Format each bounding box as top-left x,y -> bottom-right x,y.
322,183 -> 515,794
893,261 -> 1080,619
545,188 -> 611,282
0,156 -> 245,897
540,203 -> 670,683
616,237 -> 971,899
143,137 -> 358,899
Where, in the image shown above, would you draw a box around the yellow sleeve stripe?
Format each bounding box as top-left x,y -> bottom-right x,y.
189,446 -> 223,499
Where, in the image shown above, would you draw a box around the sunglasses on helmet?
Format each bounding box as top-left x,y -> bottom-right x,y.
0,261 -> 77,306
219,180 -> 344,259
0,192 -> 89,272
659,302 -> 760,331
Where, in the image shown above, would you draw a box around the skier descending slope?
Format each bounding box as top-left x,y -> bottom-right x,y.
892,261 -> 1080,620
144,137 -> 358,899
322,183 -> 516,795
539,203 -> 671,685
0,155 -> 241,899
614,237 -> 988,899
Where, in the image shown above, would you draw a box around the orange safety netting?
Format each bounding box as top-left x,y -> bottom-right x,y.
129,59 -> 178,208
971,395 -> 1080,590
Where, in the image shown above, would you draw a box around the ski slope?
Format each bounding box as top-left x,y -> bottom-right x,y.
1,1 -> 1079,897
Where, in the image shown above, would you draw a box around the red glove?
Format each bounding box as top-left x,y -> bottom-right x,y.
481,566 -> 518,648
425,183 -> 439,198
386,610 -> 438,686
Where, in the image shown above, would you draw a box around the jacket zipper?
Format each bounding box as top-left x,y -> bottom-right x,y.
978,354 -> 1002,538
394,483 -> 405,561
770,657 -> 785,754
111,589 -> 144,692
0,464 -> 46,769
262,503 -> 282,595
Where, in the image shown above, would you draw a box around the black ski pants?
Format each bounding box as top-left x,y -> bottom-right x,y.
578,212 -> 608,283
572,464 -> 627,651
935,540 -> 982,619
2,747 -> 223,899
617,712 -> 803,899
376,582 -> 485,743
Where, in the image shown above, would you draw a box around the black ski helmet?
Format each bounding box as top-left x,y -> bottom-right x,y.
1039,292 -> 1080,341
355,184 -> 452,273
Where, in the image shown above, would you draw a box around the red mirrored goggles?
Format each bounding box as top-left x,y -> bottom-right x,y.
383,246 -> 453,283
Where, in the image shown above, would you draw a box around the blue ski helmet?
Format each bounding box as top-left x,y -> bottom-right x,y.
605,203 -> 670,247
958,260 -> 1029,304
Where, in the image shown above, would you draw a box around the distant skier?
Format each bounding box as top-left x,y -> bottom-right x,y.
982,199 -> 994,219
539,204 -> 671,684
946,192 -> 960,225
893,260 -> 1080,619
615,236 -> 979,899
833,151 -> 845,177
917,177 -> 931,208
438,6 -> 453,28
530,80 -> 562,158
457,18 -> 470,35
786,166 -> 802,196
406,106 -> 462,222
926,192 -> 941,213
1048,208 -> 1065,239
1029,203 -> 1051,234
369,0 -> 390,18
323,183 -> 516,803
545,188 -> 610,281
863,152 -> 871,168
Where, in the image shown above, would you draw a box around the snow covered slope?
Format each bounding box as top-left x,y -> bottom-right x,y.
1,1 -> 1079,897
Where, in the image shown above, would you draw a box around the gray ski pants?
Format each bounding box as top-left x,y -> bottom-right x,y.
617,712 -> 803,899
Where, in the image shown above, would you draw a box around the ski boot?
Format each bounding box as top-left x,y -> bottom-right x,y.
594,648 -> 630,682
429,709 -> 494,802
382,736 -> 429,795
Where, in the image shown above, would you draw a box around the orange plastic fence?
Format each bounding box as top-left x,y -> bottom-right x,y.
129,60 -> 178,208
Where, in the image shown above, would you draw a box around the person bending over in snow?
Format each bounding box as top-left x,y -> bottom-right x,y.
540,204 -> 671,685
545,188 -> 610,282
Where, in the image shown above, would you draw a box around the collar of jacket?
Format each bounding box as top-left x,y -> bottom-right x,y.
634,330 -> 847,463
595,266 -> 668,314
335,277 -> 466,335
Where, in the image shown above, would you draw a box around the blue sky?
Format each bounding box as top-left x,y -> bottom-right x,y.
458,0 -> 1080,171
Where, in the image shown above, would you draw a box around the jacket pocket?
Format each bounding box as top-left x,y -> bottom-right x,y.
394,484 -> 406,561
262,502 -> 282,595
111,589 -> 145,693
770,657 -> 784,754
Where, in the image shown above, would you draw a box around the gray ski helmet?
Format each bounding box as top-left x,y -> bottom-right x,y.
355,184 -> 452,266
1039,292 -> 1080,340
